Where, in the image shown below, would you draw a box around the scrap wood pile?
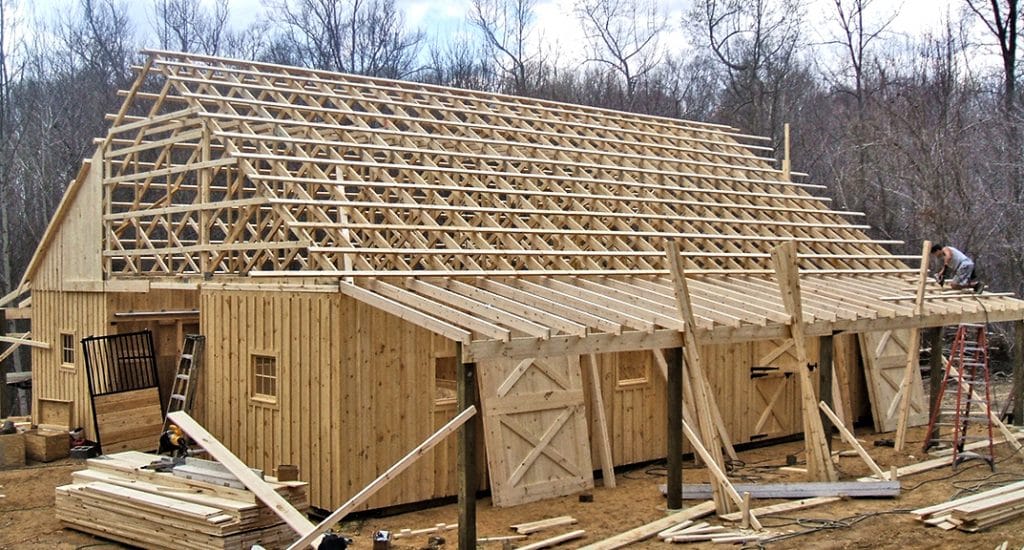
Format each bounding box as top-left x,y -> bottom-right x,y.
912,480 -> 1024,532
54,451 -> 309,550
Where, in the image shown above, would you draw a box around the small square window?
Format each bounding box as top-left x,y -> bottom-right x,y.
60,333 -> 75,366
251,354 -> 277,403
615,352 -> 649,388
435,356 -> 457,405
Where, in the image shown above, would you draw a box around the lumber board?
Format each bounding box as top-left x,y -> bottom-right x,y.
287,406 -> 476,549
515,529 -> 586,550
166,412 -> 316,537
576,500 -> 716,550
586,354 -> 616,488
681,422 -> 762,529
861,432 -> 1024,482
719,497 -> 842,522
659,480 -> 900,499
818,400 -> 886,478
911,481 -> 1024,519
511,516 -> 577,534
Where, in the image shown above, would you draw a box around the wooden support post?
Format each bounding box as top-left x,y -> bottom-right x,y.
0,306 -> 6,418
740,492 -> 752,530
456,342 -> 477,550
819,333 -> 834,453
667,347 -> 683,511
1014,320 -> 1024,426
895,241 -> 931,450
770,242 -> 837,482
666,241 -> 732,512
782,123 -> 791,181
586,354 -> 616,488
928,328 -> 944,438
653,349 -> 736,461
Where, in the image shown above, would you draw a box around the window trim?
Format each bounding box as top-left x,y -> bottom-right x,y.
615,360 -> 650,389
433,355 -> 458,407
59,331 -> 76,370
250,352 -> 279,406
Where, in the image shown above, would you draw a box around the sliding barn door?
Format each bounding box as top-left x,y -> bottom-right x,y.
860,330 -> 928,432
477,356 -> 594,507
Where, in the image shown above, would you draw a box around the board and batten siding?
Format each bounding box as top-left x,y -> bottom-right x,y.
30,291 -> 107,440
197,289 -> 479,511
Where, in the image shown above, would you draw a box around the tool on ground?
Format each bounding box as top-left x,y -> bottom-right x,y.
158,423 -> 190,459
922,324 -> 997,470
162,334 -> 204,433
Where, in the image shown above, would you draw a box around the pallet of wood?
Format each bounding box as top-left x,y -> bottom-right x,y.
911,480 -> 1024,532
55,451 -> 309,550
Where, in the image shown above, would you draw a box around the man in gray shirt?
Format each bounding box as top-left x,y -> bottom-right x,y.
931,244 -> 982,292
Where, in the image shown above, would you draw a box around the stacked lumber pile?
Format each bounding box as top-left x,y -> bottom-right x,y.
911,480 -> 1024,532
55,451 -> 309,550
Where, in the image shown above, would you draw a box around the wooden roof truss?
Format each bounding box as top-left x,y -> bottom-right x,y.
92,50 -> 1024,360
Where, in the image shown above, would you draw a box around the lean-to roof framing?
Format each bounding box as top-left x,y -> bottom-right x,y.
88,49 -> 1024,360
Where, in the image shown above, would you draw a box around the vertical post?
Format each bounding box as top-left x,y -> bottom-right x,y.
818,333 -> 834,453
666,347 -> 684,511
928,328 -> 944,437
199,125 -> 212,276
0,306 -> 6,417
1014,320 -> 1024,426
782,123 -> 791,181
456,342 -> 477,550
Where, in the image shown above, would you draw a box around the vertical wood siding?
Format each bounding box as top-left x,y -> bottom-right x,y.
30,291 -> 108,439
199,289 -> 466,511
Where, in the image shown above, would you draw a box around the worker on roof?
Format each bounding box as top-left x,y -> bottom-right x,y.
931,244 -> 982,292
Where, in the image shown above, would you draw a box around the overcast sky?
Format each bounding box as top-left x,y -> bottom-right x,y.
23,0 -> 979,68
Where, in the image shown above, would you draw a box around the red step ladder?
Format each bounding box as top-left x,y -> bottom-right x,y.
921,324 -> 996,470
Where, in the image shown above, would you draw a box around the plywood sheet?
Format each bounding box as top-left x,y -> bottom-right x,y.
478,356 -> 594,507
859,330 -> 927,432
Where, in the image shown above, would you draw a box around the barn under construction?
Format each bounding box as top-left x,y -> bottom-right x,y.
7,49 -> 1024,517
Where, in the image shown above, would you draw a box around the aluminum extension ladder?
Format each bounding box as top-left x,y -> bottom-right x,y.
922,324 -> 996,470
162,334 -> 205,432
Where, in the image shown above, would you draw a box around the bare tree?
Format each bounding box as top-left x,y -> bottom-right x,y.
689,0 -> 806,138
468,0 -> 537,95
574,0 -> 666,108
820,0 -> 898,221
151,0 -> 230,55
965,0 -> 1017,115
425,34 -> 496,90
269,0 -> 423,78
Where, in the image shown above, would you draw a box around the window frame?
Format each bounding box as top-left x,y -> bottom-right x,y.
250,352 -> 279,406
59,332 -> 76,370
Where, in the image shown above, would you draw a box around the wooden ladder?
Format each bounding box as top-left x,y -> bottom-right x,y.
922,324 -> 996,470
163,334 -> 205,432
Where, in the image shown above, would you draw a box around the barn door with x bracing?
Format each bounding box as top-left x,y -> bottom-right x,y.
749,339 -> 802,440
860,329 -> 928,432
478,355 -> 594,507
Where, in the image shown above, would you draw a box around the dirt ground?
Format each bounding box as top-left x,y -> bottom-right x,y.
2,421 -> 1024,550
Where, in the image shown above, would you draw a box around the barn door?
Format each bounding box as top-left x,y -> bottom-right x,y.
749,339 -> 800,440
859,330 -> 928,432
477,355 -> 594,507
